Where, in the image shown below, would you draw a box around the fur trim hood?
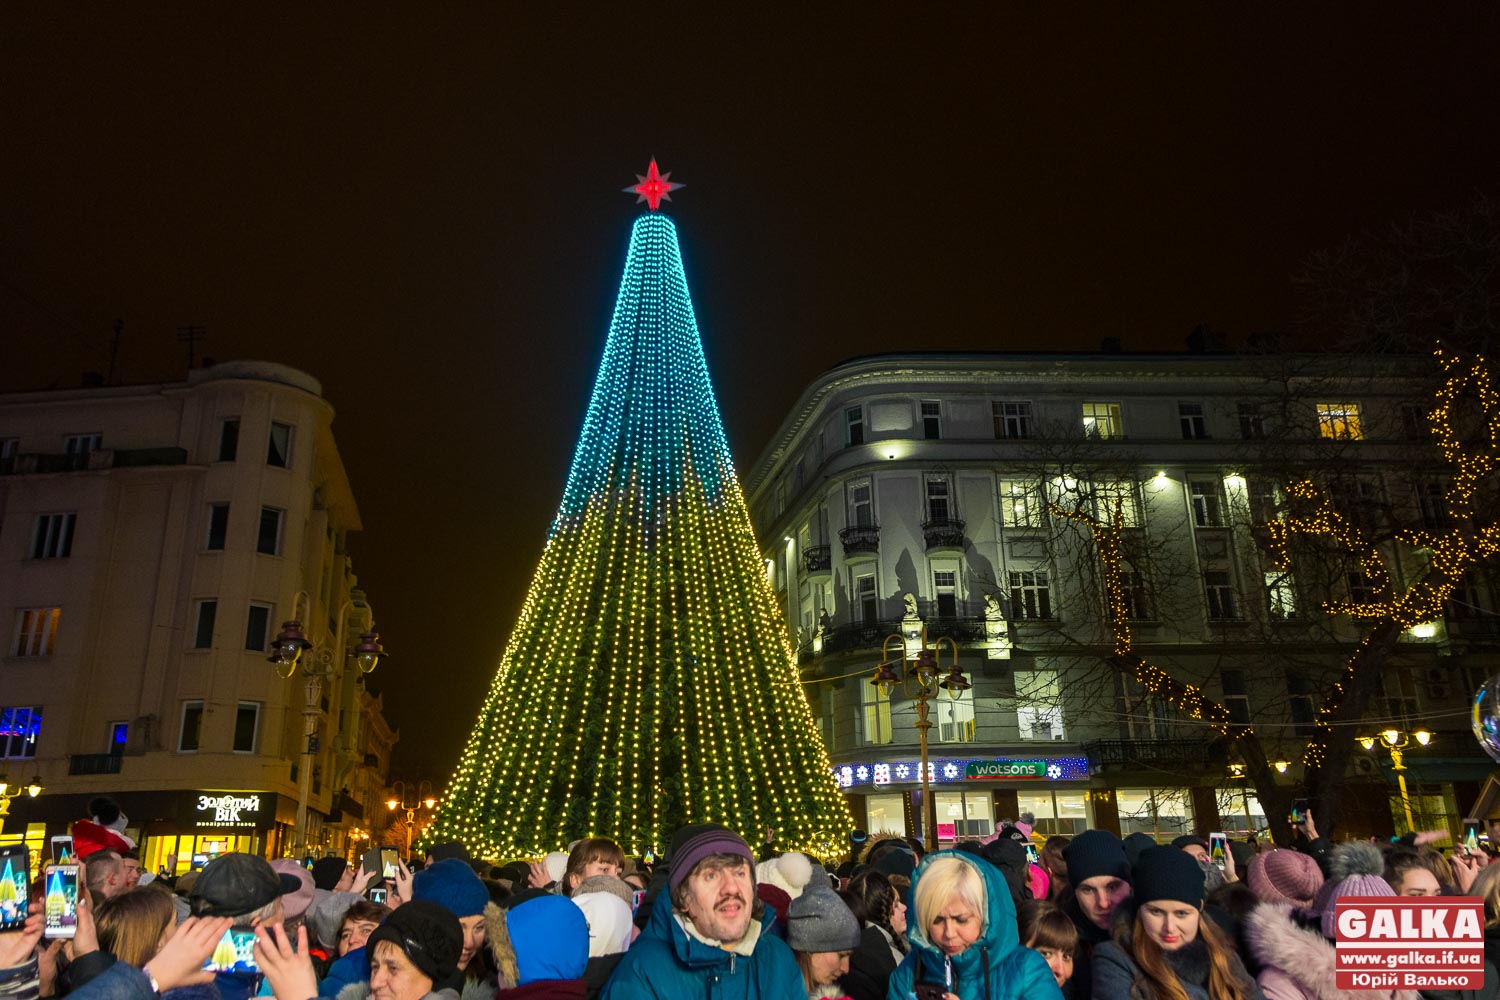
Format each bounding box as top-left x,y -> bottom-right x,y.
1245,902 -> 1418,1000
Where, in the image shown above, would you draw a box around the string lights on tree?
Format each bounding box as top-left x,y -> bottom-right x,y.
428,163 -> 851,859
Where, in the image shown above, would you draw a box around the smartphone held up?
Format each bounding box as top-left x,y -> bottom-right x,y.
43,864 -> 80,939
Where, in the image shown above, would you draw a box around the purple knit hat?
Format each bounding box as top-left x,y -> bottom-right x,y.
667,824 -> 754,893
1246,848 -> 1324,908
1308,841 -> 1390,939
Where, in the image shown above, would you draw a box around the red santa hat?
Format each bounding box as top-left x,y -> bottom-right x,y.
72,796 -> 134,858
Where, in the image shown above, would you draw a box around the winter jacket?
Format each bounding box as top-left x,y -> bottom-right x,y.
597,892 -> 803,999
333,985 -> 460,1000
497,982 -> 586,999
1060,890 -> 1112,1000
1093,934 -> 1263,1000
212,970 -> 260,1000
888,850 -> 1063,1000
841,923 -> 899,1000
1245,902 -> 1419,1000
581,954 -> 623,1000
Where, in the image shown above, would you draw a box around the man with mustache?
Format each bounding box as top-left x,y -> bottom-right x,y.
600,823 -> 804,998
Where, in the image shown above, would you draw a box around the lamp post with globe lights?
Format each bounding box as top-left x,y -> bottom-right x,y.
268,595 -> 388,856
1357,728 -> 1432,833
386,780 -> 437,860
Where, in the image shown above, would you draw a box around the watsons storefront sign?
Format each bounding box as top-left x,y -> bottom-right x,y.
831,756 -> 1088,788
964,760 -> 1046,779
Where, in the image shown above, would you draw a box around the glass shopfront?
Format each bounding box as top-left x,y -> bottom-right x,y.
1016,790 -> 1091,836
1116,788 -> 1194,838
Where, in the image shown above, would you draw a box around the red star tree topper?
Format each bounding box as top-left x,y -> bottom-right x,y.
623,159 -> 683,211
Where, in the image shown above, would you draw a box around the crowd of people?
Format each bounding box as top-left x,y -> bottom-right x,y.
2,799 -> 1497,1000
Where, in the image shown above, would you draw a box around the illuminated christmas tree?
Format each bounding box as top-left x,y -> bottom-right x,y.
432,162 -> 851,858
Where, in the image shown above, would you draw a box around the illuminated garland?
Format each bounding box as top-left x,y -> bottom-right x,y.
1051,496 -> 1246,736
1268,346 -> 1500,768
430,213 -> 852,859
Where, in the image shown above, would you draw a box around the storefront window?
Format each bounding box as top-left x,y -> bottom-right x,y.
934,790 -> 993,842
1215,789 -> 1269,837
865,793 -> 906,835
1017,790 -> 1090,836
1116,788 -> 1194,838
144,834 -> 254,875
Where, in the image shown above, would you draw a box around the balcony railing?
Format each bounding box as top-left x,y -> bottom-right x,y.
803,545 -> 832,574
69,753 -> 123,776
4,448 -> 188,476
921,517 -> 967,551
1082,738 -> 1223,770
839,525 -> 880,558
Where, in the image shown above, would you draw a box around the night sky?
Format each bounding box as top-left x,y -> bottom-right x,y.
3,7 -> 1498,780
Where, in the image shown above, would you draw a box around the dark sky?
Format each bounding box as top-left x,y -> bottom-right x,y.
3,7 -> 1498,780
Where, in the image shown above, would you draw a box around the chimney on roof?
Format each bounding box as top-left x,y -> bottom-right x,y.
1100,337 -> 1122,353
1186,324 -> 1229,354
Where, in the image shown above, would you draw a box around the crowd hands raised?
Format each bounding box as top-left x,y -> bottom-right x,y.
5,808 -> 1499,1000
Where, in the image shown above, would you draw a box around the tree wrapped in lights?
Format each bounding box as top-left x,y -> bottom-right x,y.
430,171 -> 851,859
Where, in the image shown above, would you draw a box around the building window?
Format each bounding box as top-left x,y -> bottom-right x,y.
1221,669 -> 1251,725
31,513 -> 76,559
1248,478 -> 1282,525
936,686 -> 975,743
934,790 -> 994,839
1414,481 -> 1447,530
233,702 -> 260,753
864,792 -> 906,834
245,603 -> 272,652
998,479 -> 1044,528
1092,480 -> 1141,528
1009,570 -> 1053,620
845,406 -> 864,447
920,400 -> 942,440
12,608 -> 60,657
1379,670 -> 1419,731
192,600 -> 217,649
1400,404 -> 1428,440
257,507 -> 284,556
1016,670 -> 1065,741
1179,402 -> 1208,440
1117,788 -> 1194,838
1448,575 -> 1484,619
206,503 -> 230,551
179,701 -> 203,753
1237,402 -> 1266,440
933,570 -> 958,618
0,439 -> 16,475
0,707 -> 41,760
1119,569 -> 1151,621
267,421 -> 293,468
925,476 -> 953,521
64,434 -> 102,465
993,401 -> 1032,440
861,680 -> 892,746
1265,570 -> 1298,620
855,575 -> 878,623
1316,402 -> 1363,440
1189,480 -> 1226,527
848,481 -> 873,528
1081,402 -> 1123,439
218,419 -> 240,462
109,722 -> 129,754
1204,572 -> 1238,620
1287,676 -> 1316,738
1346,572 -> 1377,606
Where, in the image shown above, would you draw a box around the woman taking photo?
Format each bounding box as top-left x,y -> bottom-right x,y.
838,870 -> 906,1000
1093,846 -> 1262,1000
888,850 -> 1061,1000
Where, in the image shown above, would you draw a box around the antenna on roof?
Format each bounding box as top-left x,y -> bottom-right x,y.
107,319 -> 124,384
176,324 -> 207,370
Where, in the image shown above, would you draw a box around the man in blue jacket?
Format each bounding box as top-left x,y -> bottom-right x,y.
600,823 -> 803,999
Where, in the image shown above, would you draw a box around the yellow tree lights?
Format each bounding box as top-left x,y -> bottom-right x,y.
1268,346 -> 1500,775
429,204 -> 851,860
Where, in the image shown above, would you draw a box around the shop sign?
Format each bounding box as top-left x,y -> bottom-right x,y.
193,793 -> 264,828
964,760 -> 1046,779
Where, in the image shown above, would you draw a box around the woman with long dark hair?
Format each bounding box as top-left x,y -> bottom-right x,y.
838,869 -> 907,1000
1093,846 -> 1262,1000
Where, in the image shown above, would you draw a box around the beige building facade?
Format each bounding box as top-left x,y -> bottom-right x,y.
0,360 -> 397,870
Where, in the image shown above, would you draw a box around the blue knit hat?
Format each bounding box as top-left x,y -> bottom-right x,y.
411,857 -> 489,917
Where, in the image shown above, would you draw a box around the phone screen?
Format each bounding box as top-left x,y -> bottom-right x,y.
50,837 -> 73,865
367,887 -> 388,905
1025,842 -> 1040,865
1464,820 -> 1482,853
380,848 -> 399,880
43,865 -> 79,939
203,927 -> 259,973
0,847 -> 28,930
1209,833 -> 1228,870
1290,798 -> 1309,824
630,889 -> 645,914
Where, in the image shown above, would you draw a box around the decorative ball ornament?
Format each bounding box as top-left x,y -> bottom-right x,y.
1473,673 -> 1500,763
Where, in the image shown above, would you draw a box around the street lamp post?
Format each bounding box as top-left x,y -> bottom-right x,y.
1357,728 -> 1433,833
386,780 -> 437,859
871,625 -> 970,849
0,774 -> 43,833
269,596 -> 388,856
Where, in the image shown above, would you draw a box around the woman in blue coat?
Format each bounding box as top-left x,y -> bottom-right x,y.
888,850 -> 1063,1000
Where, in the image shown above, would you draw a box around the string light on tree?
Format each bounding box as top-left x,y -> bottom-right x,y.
429,162 -> 851,859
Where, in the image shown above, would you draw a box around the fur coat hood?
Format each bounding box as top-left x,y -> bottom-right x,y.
1244,902 -> 1418,1000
